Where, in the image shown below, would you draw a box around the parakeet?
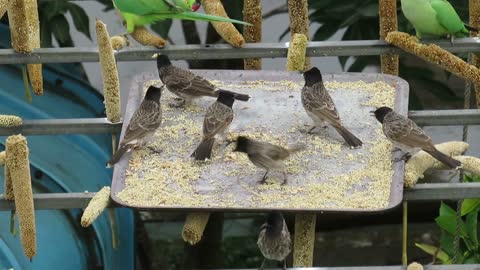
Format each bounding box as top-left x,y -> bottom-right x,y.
113,0 -> 251,33
401,0 -> 478,40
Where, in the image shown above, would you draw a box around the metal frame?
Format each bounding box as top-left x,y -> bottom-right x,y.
210,267 -> 480,270
1,37 -> 479,269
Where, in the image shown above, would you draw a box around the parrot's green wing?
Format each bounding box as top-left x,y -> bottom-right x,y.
113,0 -> 190,16
168,11 -> 252,26
430,0 -> 466,33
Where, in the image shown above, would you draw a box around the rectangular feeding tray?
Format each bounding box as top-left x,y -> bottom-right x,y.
111,70 -> 409,213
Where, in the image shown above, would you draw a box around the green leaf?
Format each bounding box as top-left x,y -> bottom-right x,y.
440,230 -> 456,257
415,243 -> 452,264
50,15 -> 74,47
439,202 -> 457,217
466,211 -> 479,247
462,199 -> 480,216
39,12 -> 53,48
150,20 -> 173,39
43,0 -> 69,21
67,2 -> 91,40
312,21 -> 341,41
435,216 -> 468,237
464,174 -> 480,183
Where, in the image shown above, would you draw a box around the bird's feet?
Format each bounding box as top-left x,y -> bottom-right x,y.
258,171 -> 269,184
393,152 -> 411,163
147,146 -> 163,155
281,172 -> 288,186
169,98 -> 186,108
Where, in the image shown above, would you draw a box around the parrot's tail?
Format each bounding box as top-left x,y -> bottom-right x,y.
465,24 -> 479,33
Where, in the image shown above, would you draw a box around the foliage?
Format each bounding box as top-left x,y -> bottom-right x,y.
416,174 -> 480,264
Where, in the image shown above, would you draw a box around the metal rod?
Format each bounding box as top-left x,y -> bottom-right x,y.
409,109 -> 480,126
0,118 -> 122,135
0,183 -> 477,210
1,39 -> 480,64
209,266 -> 480,270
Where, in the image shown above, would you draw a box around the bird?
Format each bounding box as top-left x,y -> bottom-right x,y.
191,90 -> 235,160
257,212 -> 291,270
301,67 -> 363,149
106,85 -> 164,168
372,106 -> 462,169
155,54 -> 250,107
233,136 -> 305,185
112,0 -> 251,33
401,0 -> 478,42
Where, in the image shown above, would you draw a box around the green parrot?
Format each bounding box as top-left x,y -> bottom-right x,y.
113,0 -> 252,33
401,0 -> 478,40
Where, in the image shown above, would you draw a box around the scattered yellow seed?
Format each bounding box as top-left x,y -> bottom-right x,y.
96,19 -> 121,123
81,186 -> 111,227
6,135 -> 36,260
0,115 -> 22,127
182,212 -> 211,245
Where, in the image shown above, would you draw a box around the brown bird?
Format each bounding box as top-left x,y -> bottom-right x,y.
301,67 -> 363,148
192,90 -> 235,160
257,212 -> 291,270
106,85 -> 163,168
373,106 -> 462,168
233,136 -> 305,185
155,54 -> 250,106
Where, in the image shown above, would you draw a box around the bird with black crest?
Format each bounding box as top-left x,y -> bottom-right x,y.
154,53 -> 250,107
106,85 -> 164,167
372,106 -> 462,169
233,136 -> 305,185
257,212 -> 291,270
192,90 -> 236,161
301,67 -> 363,149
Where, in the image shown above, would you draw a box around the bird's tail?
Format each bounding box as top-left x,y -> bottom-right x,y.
465,24 -> 479,33
191,137 -> 215,161
334,125 -> 363,148
287,143 -> 306,154
106,144 -> 132,168
218,89 -> 250,102
425,148 -> 462,169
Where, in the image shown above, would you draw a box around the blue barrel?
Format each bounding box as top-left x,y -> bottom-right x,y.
0,24 -> 134,270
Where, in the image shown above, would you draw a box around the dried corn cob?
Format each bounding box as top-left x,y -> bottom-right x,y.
8,0 -> 43,95
5,135 -> 36,260
407,262 -> 424,270
81,186 -> 111,227
111,35 -> 129,50
379,0 -> 399,75
286,33 -> 308,72
435,155 -> 480,175
0,0 -> 10,19
287,0 -> 310,70
243,0 -> 262,70
182,212 -> 211,245
0,151 -> 5,166
386,32 -> 480,90
470,0 -> 480,107
293,213 -> 316,267
201,0 -> 245,48
404,141 -> 468,187
130,26 -> 167,48
96,19 -> 121,123
0,115 -> 22,127
4,163 -> 13,200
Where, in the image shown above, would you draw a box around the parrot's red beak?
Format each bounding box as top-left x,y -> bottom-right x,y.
191,3 -> 201,11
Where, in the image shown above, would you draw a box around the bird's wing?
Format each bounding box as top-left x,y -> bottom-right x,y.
303,84 -> 342,126
165,68 -> 217,97
431,0 -> 465,33
202,103 -> 233,137
122,101 -> 161,144
255,142 -> 290,161
384,113 -> 434,150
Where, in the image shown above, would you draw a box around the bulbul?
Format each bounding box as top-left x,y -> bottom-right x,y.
191,90 -> 235,160
372,106 -> 462,169
155,54 -> 250,106
106,85 -> 163,168
233,136 -> 305,185
257,212 -> 291,270
301,67 -> 363,149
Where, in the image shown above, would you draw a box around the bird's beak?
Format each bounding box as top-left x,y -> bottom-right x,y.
369,110 -> 376,116
192,0 -> 201,11
152,53 -> 159,59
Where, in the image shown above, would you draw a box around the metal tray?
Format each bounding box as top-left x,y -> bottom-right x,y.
111,70 -> 409,213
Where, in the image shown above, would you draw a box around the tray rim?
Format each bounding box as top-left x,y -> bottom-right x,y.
110,70 -> 409,214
